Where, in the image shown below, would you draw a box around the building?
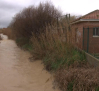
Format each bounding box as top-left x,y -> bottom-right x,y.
70,10 -> 99,53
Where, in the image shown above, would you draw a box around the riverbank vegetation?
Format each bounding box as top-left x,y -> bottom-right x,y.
0,28 -> 15,39
7,2 -> 99,91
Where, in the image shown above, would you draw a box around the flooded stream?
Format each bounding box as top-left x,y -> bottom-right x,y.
0,39 -> 60,91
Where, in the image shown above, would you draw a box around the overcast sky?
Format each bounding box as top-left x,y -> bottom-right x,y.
0,0 -> 99,28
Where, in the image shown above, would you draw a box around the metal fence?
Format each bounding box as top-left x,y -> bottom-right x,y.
83,27 -> 99,59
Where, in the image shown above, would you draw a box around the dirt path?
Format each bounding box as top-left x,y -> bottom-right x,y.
0,39 -> 60,91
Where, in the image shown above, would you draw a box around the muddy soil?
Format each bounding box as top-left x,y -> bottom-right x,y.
0,39 -> 60,91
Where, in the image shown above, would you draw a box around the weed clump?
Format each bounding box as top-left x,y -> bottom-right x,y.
55,65 -> 99,91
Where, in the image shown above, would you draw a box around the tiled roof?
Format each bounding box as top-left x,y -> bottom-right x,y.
71,9 -> 99,24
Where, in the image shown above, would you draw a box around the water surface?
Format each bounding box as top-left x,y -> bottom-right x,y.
0,39 -> 60,91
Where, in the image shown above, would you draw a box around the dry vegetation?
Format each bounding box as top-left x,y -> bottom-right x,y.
31,24 -> 86,70
9,2 -> 61,47
0,28 -> 15,39
55,65 -> 99,91
8,2 -> 99,91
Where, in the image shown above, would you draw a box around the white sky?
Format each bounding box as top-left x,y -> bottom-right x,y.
52,0 -> 99,15
0,0 -> 99,28
9,0 -> 99,15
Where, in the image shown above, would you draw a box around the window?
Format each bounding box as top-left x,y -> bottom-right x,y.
93,28 -> 99,36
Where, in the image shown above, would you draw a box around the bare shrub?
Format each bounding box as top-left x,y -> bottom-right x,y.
9,2 -> 61,46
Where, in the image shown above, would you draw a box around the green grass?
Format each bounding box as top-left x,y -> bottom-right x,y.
95,87 -> 99,91
43,49 -> 86,71
67,81 -> 74,91
16,37 -> 33,51
22,43 -> 33,51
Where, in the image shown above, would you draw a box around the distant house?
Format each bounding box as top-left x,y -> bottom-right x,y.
70,10 -> 99,53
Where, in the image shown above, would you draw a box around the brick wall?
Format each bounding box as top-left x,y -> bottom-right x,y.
71,22 -> 83,49
83,27 -> 99,53
71,21 -> 99,53
71,10 -> 99,53
88,28 -> 99,53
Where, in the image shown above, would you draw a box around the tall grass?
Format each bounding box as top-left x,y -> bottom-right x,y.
31,24 -> 86,70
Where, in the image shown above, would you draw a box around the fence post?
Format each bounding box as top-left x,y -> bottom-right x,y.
57,17 -> 58,29
57,17 -> 59,34
66,15 -> 67,21
87,27 -> 89,53
83,27 -> 84,49
69,14 -> 70,21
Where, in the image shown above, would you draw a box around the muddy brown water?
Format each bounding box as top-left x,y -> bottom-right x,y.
0,39 -> 60,91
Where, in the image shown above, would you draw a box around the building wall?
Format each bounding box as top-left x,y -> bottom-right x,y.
88,28 -> 99,53
71,22 -> 83,49
71,21 -> 99,53
71,10 -> 99,53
